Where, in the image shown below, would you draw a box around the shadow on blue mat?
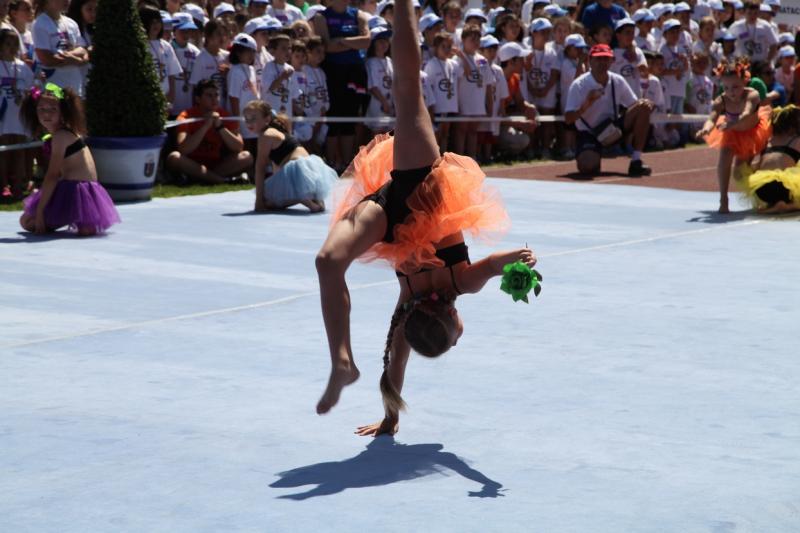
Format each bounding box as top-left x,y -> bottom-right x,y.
270,437 -> 504,500
0,231 -> 96,243
222,209 -> 324,217
687,210 -> 753,224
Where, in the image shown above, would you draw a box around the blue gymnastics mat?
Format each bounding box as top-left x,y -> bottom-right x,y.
1,179 -> 798,532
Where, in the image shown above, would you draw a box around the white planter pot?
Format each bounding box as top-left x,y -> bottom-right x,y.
88,134 -> 167,202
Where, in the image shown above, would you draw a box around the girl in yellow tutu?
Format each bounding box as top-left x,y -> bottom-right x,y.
314,0 -> 537,436
735,105 -> 800,213
697,59 -> 772,214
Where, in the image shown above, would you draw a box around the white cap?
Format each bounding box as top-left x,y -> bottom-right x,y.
543,4 -> 567,17
465,7 -> 488,22
614,17 -> 635,31
160,10 -> 174,28
732,0 -> 743,9
370,26 -> 392,40
419,12 -> 443,32
707,0 -> 725,11
662,18 -> 682,32
377,0 -> 394,15
779,45 -> 796,58
172,12 -> 198,30
411,0 -> 421,8
759,3 -> 773,13
779,32 -> 794,46
244,17 -> 262,34
532,0 -> 550,5
651,3 -> 670,18
479,34 -> 500,48
718,30 -> 736,41
765,0 -> 781,6
262,16 -> 283,30
529,17 -> 553,32
306,5 -> 326,20
232,32 -> 257,50
213,2 -> 234,18
250,0 -> 269,3
631,8 -> 654,22
368,15 -> 388,29
674,2 -> 691,13
181,4 -> 208,25
564,33 -> 588,48
498,41 -> 528,62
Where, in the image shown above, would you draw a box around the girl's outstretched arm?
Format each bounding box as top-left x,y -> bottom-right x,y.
456,247 -> 537,295
315,202 -> 387,414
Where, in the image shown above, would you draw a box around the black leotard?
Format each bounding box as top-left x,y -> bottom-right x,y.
269,135 -> 300,165
362,165 -> 432,243
64,137 -> 86,158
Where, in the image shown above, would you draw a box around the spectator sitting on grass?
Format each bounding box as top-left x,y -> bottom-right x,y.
166,78 -> 253,184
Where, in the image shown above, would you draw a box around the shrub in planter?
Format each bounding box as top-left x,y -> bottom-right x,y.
85,0 -> 168,201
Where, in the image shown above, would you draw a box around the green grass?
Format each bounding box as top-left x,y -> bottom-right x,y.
0,182 -> 254,212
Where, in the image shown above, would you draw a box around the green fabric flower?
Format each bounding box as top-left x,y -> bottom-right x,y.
500,261 -> 542,303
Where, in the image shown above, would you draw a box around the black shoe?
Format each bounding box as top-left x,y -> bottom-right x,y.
628,160 -> 651,177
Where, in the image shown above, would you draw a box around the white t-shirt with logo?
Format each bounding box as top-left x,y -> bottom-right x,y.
640,74 -> 665,111
565,71 -> 637,133
729,19 -> 778,62
559,57 -> 582,113
635,33 -> 658,53
228,63 -> 260,139
189,48 -> 231,110
612,46 -> 647,98
659,42 -> 691,99
366,56 -> 394,118
261,60 -> 298,117
171,41 -> 201,114
420,69 -> 435,109
148,39 -> 183,98
31,13 -> 85,96
457,52 -> 491,116
524,46 -> 560,109
0,59 -> 34,135
686,73 -> 714,114
479,63 -> 509,135
691,40 -> 722,77
424,56 -> 459,114
302,64 -> 329,117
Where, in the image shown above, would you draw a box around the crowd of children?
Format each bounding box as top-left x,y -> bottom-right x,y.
1,0 -> 800,207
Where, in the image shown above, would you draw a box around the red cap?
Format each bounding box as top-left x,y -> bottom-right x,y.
589,44 -> 614,58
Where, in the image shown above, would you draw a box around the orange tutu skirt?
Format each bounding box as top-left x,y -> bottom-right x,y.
331,134 -> 510,274
705,105 -> 772,161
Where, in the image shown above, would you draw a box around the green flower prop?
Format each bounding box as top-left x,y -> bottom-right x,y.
500,261 -> 542,303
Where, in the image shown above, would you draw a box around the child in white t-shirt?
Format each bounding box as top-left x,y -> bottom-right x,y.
303,36 -> 329,153
775,46 -> 796,99
424,32 -> 459,153
289,39 -> 313,143
559,34 -> 588,159
477,35 -> 506,164
31,5 -> 88,96
261,34 -> 296,117
365,27 -> 394,134
228,33 -> 260,146
659,20 -> 690,115
643,51 -> 679,149
189,20 -> 231,110
524,18 -> 559,159
140,7 -> 183,113
0,28 -> 34,200
171,21 -> 201,115
685,52 -> 714,138
453,24 -> 491,159
612,18 -> 648,98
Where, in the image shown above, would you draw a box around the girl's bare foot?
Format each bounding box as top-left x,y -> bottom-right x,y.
316,363 -> 360,414
718,197 -> 730,214
355,417 -> 399,437
301,199 -> 325,213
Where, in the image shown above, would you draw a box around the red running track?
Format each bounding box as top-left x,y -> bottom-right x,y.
485,146 -> 719,192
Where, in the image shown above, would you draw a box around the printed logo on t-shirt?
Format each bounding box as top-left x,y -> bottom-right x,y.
620,64 -> 636,78
382,74 -> 391,90
744,40 -> 762,55
55,31 -> 72,51
528,68 -> 549,86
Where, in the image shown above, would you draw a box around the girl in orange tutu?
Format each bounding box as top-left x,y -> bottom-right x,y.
314,0 -> 537,436
697,59 -> 772,214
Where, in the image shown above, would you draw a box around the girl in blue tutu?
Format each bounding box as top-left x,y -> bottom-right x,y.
243,100 -> 338,213
19,83 -> 120,236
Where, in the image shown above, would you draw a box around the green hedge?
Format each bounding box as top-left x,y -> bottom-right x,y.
85,0 -> 167,137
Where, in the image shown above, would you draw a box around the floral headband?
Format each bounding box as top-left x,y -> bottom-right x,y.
30,82 -> 65,101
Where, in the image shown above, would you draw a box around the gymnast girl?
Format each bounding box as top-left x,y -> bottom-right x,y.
19,83 -> 120,235
696,59 -> 771,214
244,100 -> 338,212
314,0 -> 537,436
735,104 -> 800,213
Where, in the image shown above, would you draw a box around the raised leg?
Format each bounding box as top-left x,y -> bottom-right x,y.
391,0 -> 439,171
717,147 -> 733,213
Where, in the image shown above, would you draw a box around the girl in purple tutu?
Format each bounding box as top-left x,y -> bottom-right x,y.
18,83 -> 120,236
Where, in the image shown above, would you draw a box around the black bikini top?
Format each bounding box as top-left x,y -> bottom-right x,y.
396,242 -> 471,295
64,136 -> 86,158
269,135 -> 300,165
764,137 -> 800,163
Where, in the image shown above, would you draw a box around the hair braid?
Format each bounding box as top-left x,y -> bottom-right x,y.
379,303 -> 410,419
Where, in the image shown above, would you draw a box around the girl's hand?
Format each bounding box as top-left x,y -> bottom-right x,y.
381,101 -> 393,114
355,417 -> 399,437
34,213 -> 47,234
254,197 -> 269,212
490,247 -> 537,275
